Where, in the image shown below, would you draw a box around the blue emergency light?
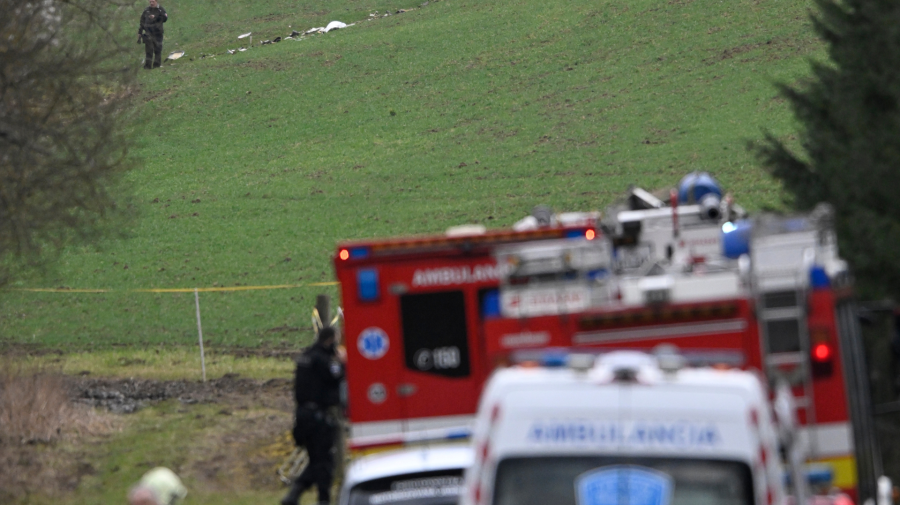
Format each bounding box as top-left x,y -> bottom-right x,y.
809,265 -> 830,289
721,220 -> 752,259
356,268 -> 379,301
481,289 -> 501,318
509,348 -> 571,367
349,247 -> 370,259
540,349 -> 570,367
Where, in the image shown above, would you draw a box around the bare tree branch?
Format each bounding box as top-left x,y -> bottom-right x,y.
0,0 -> 139,280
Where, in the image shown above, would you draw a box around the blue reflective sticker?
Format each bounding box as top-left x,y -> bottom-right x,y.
575,466 -> 673,505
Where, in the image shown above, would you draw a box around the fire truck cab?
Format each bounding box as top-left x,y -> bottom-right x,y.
334,217 -> 599,443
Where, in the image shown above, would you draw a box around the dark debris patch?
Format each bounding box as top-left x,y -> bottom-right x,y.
69,374 -> 292,414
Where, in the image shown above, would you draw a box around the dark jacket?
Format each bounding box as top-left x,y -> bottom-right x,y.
139,5 -> 167,36
293,343 -> 345,409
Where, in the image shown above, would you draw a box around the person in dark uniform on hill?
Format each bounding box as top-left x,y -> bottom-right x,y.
281,326 -> 346,505
138,0 -> 168,69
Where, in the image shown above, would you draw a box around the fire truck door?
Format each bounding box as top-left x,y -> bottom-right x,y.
396,290 -> 480,420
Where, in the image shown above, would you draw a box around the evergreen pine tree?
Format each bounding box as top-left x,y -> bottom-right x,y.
754,0 -> 900,300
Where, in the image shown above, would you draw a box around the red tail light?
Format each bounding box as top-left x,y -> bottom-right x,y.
809,328 -> 835,377
813,343 -> 832,362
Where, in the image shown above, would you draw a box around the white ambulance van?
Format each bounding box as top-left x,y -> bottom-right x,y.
461,351 -> 788,505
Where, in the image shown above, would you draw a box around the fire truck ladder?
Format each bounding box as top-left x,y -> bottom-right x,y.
751,222 -> 822,458
756,283 -> 819,450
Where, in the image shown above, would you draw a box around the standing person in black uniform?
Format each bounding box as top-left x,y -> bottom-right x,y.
281,327 -> 346,505
138,0 -> 168,69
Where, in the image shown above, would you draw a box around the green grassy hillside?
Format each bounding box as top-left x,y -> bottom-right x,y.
0,0 -> 821,348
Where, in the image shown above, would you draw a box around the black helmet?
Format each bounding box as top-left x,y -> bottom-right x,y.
316,326 -> 336,344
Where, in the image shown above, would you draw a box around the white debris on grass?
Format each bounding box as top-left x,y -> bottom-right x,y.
188,1 -> 436,62
324,21 -> 347,32
305,21 -> 350,35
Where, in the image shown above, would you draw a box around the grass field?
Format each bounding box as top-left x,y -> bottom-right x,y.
16,347 -> 294,381
0,0 -> 823,349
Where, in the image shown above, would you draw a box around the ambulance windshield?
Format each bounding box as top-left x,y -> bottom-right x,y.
348,471 -> 464,505
493,458 -> 752,505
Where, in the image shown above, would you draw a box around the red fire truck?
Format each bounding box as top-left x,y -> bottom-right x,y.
333,216 -> 598,432
333,175 -> 883,503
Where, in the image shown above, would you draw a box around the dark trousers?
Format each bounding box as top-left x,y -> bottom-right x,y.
283,407 -> 336,504
143,33 -> 163,68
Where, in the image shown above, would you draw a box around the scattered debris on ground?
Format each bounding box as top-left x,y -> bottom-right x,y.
181,1 -> 441,61
70,373 -> 293,414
